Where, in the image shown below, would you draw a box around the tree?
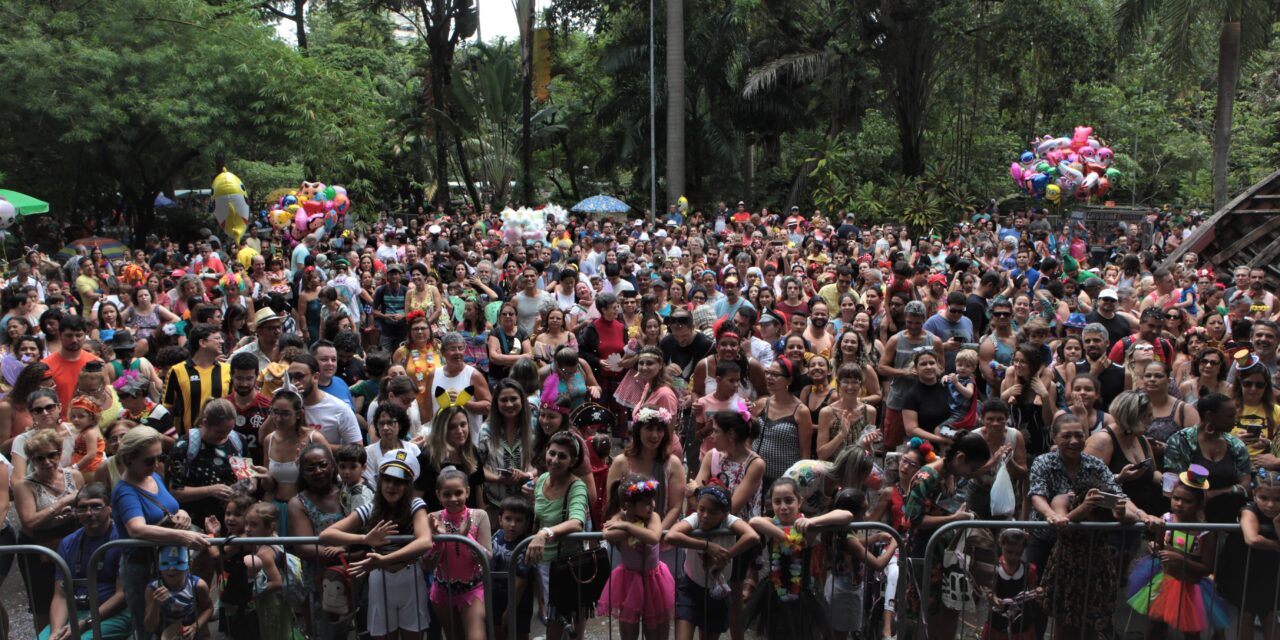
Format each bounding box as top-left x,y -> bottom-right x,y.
1118,0 -> 1277,210
665,0 -> 685,207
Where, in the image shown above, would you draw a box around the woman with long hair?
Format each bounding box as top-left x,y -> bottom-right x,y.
320,447 -> 435,640
222,303 -> 251,353
260,388 -> 330,505
1179,347 -> 1228,405
832,327 -> 883,404
416,406 -> 486,512
406,262 -> 448,336
1055,373 -> 1116,435
533,307 -> 577,369
799,353 -> 835,417
614,313 -> 665,410
692,325 -> 767,403
124,286 -> 178,357
1229,359 -> 1280,460
479,379 -> 534,517
1142,360 -> 1198,444
1052,335 -> 1085,412
296,267 -> 324,345
92,301 -> 124,343
1000,343 -> 1056,456
456,297 -> 491,375
605,404 -> 688,567
0,361 -> 55,456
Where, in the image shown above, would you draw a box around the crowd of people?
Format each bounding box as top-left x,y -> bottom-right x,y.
2,199 -> 1279,640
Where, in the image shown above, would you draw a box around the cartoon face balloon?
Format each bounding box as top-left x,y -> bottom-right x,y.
269,208 -> 292,231
0,199 -> 15,231
299,181 -> 323,200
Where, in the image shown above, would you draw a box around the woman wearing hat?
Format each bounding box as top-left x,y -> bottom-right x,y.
1163,393 -> 1251,523
321,448 -> 435,640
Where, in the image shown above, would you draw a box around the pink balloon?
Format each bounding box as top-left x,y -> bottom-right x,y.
1010,163 -> 1024,182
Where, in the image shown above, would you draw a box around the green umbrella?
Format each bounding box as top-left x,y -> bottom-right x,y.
0,189 -> 49,215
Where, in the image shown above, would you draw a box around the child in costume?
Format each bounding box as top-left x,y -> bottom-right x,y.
596,474 -> 676,637
1218,466 -> 1280,639
1127,464 -> 1229,636
426,467 -> 492,640
981,528 -> 1041,640
745,477 -> 853,640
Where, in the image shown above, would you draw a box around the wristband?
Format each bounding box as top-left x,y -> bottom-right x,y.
540,527 -> 555,541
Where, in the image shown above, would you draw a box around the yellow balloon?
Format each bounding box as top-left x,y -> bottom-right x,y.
1046,184 -> 1062,202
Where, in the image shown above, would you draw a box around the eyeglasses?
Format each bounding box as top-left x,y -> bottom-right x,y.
74,504 -> 106,515
30,404 -> 58,415
376,420 -> 400,428
1243,381 -> 1269,390
764,370 -> 785,378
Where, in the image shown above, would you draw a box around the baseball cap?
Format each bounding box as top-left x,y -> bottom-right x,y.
1098,289 -> 1118,301
386,263 -> 404,273
379,449 -> 419,482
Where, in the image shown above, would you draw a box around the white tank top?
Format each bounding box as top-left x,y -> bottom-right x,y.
428,364 -> 482,444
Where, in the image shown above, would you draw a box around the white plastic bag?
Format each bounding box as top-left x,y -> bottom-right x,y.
990,461 -> 1016,517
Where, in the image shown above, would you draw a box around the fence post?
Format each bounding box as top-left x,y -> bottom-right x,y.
2,544 -> 83,639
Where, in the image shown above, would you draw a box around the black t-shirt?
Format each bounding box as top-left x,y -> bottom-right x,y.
338,358 -> 367,386
964,293 -> 989,337
901,380 -> 952,436
659,333 -> 714,382
1085,310 -> 1132,351
1076,359 -> 1126,413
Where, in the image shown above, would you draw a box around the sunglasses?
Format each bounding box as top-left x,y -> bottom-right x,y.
1201,359 -> 1222,366
991,311 -> 1011,318
30,404 -> 59,415
1243,381 -> 1269,390
74,504 -> 107,515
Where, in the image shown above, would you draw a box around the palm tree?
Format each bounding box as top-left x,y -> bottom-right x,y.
665,0 -> 685,208
1118,0 -> 1276,211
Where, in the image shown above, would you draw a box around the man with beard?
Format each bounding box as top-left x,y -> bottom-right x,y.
1075,323 -> 1126,410
162,323 -> 230,435
1085,288 -> 1135,352
803,299 -> 835,357
879,300 -> 944,448
923,291 -> 975,374
43,314 -> 101,417
225,352 -> 271,464
284,353 -> 362,449
1108,307 -> 1175,366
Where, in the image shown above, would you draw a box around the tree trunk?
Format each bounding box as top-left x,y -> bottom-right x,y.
521,1 -> 534,205
664,0 -> 685,207
294,0 -> 307,50
454,136 -> 482,212
1212,19 -> 1242,211
884,8 -> 936,177
558,132 -> 582,202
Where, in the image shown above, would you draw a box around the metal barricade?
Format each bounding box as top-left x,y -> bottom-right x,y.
0,544 -> 82,639
917,520 -> 1249,640
503,521 -> 906,640
84,534 -> 494,640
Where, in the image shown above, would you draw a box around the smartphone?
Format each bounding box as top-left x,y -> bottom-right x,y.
1136,458 -> 1153,470
1097,491 -> 1124,508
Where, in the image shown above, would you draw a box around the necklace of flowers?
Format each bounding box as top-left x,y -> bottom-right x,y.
769,519 -> 805,602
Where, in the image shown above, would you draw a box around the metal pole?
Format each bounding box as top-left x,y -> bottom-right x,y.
3,545 -> 82,639
649,0 -> 657,226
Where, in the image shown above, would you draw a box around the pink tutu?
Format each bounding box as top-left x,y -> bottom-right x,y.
596,563 -> 676,624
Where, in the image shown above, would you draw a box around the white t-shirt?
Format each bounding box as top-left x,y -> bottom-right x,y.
362,441 -> 422,488
305,392 -> 362,445
680,512 -> 741,587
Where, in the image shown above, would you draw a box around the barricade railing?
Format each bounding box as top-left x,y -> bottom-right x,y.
503,521 -> 905,640
918,520 -> 1253,640
0,544 -> 83,639
83,534 -> 493,640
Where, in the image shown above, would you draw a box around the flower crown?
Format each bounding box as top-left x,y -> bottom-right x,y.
623,479 -> 660,498
635,406 -> 672,423
406,309 -> 427,324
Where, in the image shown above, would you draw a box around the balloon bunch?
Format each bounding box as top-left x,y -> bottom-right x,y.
267,181 -> 351,241
500,207 -> 549,245
1009,126 -> 1121,203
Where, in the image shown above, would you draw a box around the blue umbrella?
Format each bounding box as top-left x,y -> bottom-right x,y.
571,194 -> 631,214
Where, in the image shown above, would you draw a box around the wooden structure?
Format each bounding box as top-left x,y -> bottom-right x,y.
1163,170 -> 1280,285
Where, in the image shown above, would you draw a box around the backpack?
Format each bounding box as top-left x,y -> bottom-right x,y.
254,545 -> 306,608
184,429 -> 245,467
320,556 -> 355,618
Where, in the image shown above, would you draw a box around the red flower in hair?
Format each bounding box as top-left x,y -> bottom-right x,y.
406,309 -> 427,324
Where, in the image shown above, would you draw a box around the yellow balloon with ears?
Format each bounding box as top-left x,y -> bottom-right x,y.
212,167 -> 250,243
